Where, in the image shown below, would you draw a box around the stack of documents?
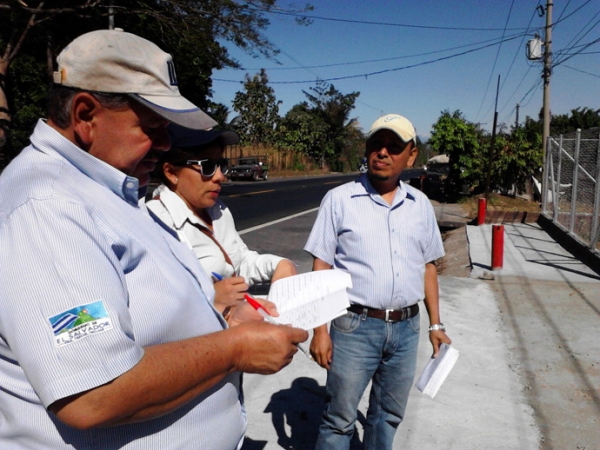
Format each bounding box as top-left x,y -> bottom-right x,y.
415,343 -> 459,398
267,270 -> 352,330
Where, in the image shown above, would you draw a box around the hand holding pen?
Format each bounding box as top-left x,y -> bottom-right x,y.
211,272 -> 248,307
243,292 -> 312,359
213,272 -> 311,359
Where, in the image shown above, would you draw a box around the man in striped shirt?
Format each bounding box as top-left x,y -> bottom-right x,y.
0,29 -> 307,449
305,114 -> 452,450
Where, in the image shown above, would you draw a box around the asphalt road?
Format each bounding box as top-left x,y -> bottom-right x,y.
221,169 -> 423,229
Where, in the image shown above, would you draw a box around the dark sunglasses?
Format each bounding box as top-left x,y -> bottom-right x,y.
185,158 -> 229,177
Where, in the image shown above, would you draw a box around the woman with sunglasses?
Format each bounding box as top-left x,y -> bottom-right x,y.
146,124 -> 297,308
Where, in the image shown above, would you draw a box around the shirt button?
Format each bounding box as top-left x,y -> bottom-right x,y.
126,182 -> 135,189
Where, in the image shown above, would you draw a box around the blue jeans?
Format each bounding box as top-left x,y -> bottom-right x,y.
315,310 -> 420,450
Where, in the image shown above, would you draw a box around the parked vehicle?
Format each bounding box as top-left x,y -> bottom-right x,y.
422,154 -> 450,199
359,157 -> 368,173
228,156 -> 269,181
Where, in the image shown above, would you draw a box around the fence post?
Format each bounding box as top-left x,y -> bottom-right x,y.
590,132 -> 600,250
553,135 -> 563,222
542,137 -> 550,213
569,129 -> 581,234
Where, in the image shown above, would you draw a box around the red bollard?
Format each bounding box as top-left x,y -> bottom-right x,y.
477,197 -> 487,225
491,224 -> 504,270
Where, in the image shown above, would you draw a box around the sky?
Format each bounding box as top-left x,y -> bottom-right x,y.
210,0 -> 600,141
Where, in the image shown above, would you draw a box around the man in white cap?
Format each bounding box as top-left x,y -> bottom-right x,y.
305,114 -> 452,449
0,29 -> 307,449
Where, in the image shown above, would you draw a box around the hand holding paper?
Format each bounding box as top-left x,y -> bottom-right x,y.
266,270 -> 352,330
415,343 -> 459,398
243,293 -> 311,358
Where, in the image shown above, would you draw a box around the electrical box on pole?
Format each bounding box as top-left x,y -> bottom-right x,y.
526,35 -> 543,60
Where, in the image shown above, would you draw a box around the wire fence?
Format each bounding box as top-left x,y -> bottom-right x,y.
542,128 -> 600,256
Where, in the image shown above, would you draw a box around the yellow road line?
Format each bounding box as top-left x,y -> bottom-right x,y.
227,189 -> 274,198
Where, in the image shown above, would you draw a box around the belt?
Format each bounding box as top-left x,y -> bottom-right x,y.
347,303 -> 419,322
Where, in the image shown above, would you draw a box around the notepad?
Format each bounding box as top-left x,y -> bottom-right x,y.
415,343 -> 459,398
267,270 -> 352,330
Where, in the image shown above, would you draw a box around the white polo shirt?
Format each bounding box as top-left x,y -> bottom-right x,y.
305,174 -> 445,309
0,120 -> 245,449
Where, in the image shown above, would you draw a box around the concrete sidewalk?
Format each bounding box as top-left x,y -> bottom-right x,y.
240,210 -> 600,450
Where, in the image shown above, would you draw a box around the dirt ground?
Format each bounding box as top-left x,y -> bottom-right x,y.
438,226 -> 472,278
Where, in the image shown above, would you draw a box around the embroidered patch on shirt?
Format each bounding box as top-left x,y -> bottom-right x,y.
49,300 -> 113,348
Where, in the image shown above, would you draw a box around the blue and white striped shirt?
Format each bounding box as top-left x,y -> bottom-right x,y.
0,120 -> 245,449
304,174 -> 444,309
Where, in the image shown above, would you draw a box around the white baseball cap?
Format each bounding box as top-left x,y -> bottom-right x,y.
367,114 -> 417,145
52,29 -> 217,131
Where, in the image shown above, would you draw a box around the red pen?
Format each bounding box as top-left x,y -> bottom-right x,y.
244,293 -> 311,359
244,294 -> 278,324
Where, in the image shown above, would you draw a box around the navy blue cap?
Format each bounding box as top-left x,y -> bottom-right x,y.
168,122 -> 240,148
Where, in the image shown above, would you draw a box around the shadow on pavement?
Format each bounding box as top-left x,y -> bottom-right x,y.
242,377 -> 366,450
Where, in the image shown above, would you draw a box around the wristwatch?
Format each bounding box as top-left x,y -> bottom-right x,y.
428,323 -> 445,332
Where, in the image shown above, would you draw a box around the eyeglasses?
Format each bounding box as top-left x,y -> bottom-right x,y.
185,158 -> 229,177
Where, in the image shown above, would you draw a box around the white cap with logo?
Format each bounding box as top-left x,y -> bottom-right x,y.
367,114 -> 417,145
53,29 -> 217,131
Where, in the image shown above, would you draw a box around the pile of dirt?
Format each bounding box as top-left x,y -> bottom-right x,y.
438,227 -> 472,278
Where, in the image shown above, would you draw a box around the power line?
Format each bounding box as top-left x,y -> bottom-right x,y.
554,13 -> 600,63
264,9 -> 533,32
498,1 -> 597,126
552,0 -> 594,28
554,39 -> 600,58
562,64 -> 600,78
554,36 -> 600,67
518,78 -> 543,109
553,0 -> 573,25
475,0 -> 516,122
496,1 -> 543,118
214,34 -> 525,85
233,31 -> 529,72
498,64 -> 536,119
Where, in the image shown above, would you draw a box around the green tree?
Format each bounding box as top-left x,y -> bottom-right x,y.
302,80 -> 359,170
277,102 -> 327,160
0,0 -> 313,167
232,69 -> 280,147
205,102 -> 232,127
428,110 -> 484,197
338,121 -> 365,172
531,106 -> 600,137
567,107 -> 600,131
491,126 -> 542,195
413,137 -> 429,168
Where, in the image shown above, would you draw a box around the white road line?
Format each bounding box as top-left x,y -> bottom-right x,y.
238,207 -> 320,235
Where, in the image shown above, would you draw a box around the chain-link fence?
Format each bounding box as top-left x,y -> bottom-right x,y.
542,128 -> 600,256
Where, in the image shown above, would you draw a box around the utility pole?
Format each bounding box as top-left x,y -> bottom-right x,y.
108,0 -> 114,30
515,103 -> 520,129
485,75 -> 500,200
542,0 -> 553,167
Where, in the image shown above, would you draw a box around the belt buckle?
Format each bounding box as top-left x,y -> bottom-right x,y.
385,308 -> 393,322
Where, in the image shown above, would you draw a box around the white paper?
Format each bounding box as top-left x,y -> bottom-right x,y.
267,270 -> 352,330
415,343 -> 459,398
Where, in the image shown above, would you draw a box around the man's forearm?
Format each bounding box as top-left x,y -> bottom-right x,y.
50,321 -> 305,429
50,328 -> 242,428
423,262 -> 441,324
